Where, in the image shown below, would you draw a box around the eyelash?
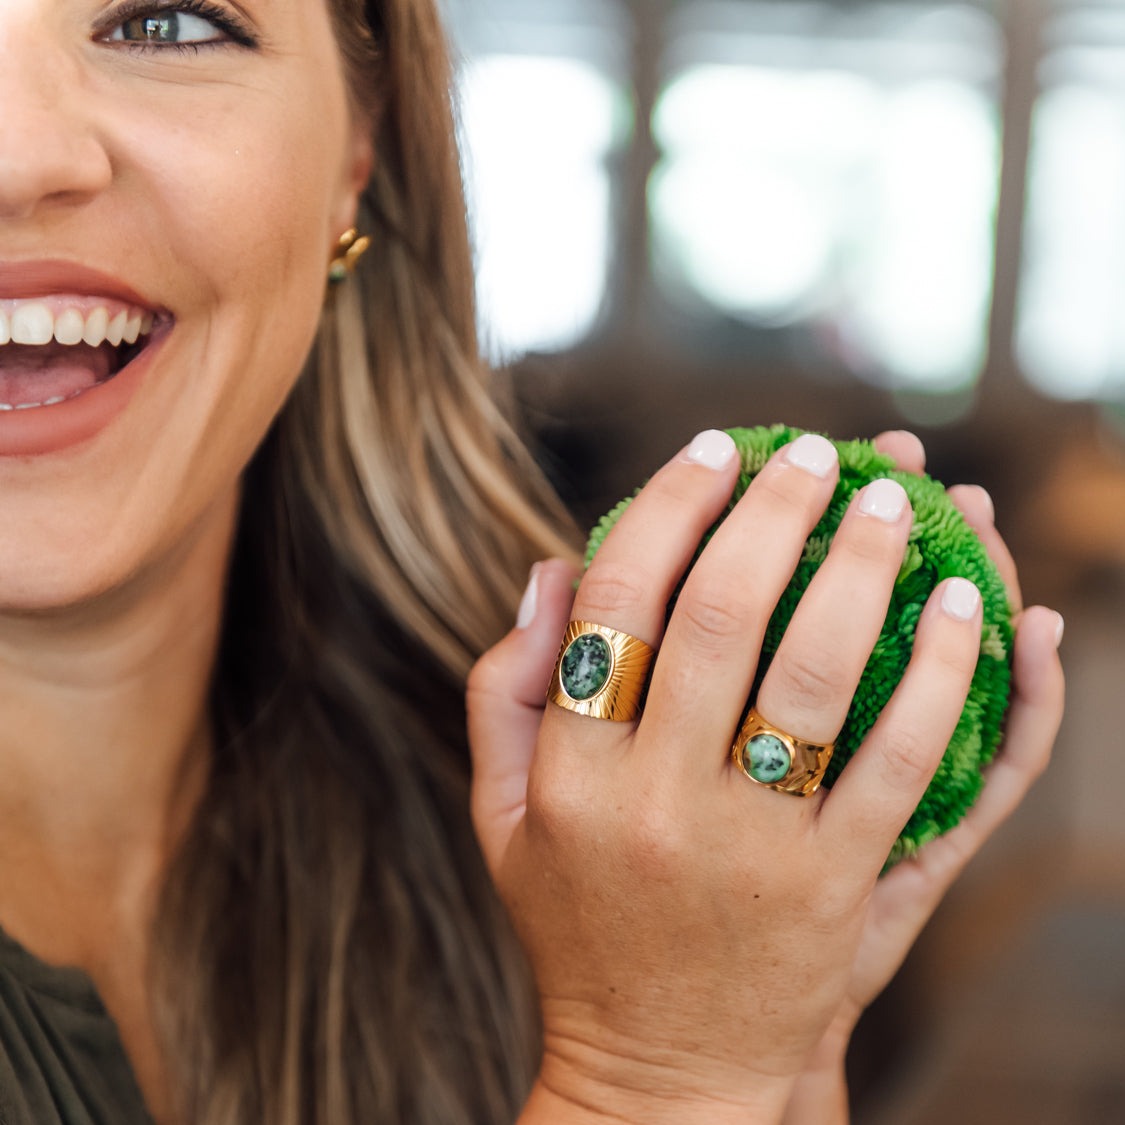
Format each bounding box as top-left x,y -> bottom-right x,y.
98,0 -> 260,54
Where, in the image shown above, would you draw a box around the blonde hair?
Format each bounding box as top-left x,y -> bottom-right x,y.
152,1 -> 577,1120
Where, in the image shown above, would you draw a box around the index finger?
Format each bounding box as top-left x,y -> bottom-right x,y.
559,429 -> 742,672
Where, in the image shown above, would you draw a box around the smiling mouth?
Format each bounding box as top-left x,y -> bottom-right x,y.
0,299 -> 160,411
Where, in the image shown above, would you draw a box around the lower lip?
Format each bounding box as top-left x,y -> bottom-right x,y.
0,329 -> 168,457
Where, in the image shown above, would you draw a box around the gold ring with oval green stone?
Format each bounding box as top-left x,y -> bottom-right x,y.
731,708 -> 835,797
547,620 -> 656,722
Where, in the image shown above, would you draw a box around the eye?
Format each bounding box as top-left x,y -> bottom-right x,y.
97,2 -> 258,51
109,11 -> 223,46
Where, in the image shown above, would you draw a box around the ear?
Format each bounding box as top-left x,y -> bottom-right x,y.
330,118 -> 376,236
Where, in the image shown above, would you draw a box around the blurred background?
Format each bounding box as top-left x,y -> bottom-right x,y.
442,1 -> 1125,1120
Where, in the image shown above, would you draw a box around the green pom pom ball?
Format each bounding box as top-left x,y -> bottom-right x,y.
585,424 -> 1013,868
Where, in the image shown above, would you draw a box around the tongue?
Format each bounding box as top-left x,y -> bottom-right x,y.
0,343 -> 116,407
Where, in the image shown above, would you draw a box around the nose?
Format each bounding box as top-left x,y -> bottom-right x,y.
0,18 -> 113,221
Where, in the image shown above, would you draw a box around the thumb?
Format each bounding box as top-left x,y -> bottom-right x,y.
467,558 -> 579,873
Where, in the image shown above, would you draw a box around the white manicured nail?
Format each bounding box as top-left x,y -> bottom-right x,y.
785,433 -> 837,479
516,565 -> 541,629
973,486 -> 996,524
858,478 -> 909,523
942,577 -> 981,621
683,429 -> 737,471
1052,612 -> 1065,648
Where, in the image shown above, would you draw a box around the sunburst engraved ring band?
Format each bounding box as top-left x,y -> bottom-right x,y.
731,708 -> 835,797
547,621 -> 656,722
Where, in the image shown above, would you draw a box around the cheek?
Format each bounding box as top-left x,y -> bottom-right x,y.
103,55 -> 356,306
146,113 -> 346,303
113,87 -> 354,414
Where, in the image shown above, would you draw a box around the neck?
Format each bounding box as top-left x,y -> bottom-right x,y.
0,488 -> 238,967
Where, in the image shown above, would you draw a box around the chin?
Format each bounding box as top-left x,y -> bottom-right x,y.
0,555 -> 139,619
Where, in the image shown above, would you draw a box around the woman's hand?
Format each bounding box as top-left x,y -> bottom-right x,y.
467,429 -> 1063,1124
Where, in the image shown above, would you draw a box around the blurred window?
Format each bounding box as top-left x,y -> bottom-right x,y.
651,1 -> 1002,392
445,0 -> 630,360
1018,1 -> 1125,402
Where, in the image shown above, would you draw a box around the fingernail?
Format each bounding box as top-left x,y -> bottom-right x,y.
974,486 -> 996,524
516,564 -> 541,629
683,429 -> 737,471
785,433 -> 837,479
1052,611 -> 1065,648
942,577 -> 981,622
858,478 -> 909,523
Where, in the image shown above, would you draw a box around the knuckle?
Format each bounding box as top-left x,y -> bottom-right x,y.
578,561 -> 651,620
810,877 -> 860,922
933,636 -> 980,681
646,468 -> 711,510
877,727 -> 936,793
620,800 -> 688,880
936,822 -> 978,871
674,589 -> 750,655
755,466 -> 823,517
915,621 -> 982,687
835,522 -> 901,566
525,758 -> 597,844
526,767 -> 687,878
755,471 -> 802,512
770,646 -> 851,711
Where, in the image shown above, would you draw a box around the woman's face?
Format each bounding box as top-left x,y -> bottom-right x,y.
0,0 -> 372,609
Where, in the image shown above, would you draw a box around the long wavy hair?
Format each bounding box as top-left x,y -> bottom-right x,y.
151,2 -> 577,1121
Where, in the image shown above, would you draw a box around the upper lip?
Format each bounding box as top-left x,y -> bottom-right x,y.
0,260 -> 164,313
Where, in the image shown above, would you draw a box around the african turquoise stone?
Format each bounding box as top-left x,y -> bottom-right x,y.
560,633 -> 613,701
745,733 -> 792,784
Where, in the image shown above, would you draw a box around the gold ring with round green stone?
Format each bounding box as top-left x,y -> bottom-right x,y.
548,620 -> 655,722
731,708 -> 835,797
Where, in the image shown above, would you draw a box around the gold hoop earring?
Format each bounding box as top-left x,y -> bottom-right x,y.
328,228 -> 371,283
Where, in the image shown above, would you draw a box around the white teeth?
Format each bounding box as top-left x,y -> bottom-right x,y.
54,308 -> 86,347
105,310 -> 127,348
83,307 -> 109,346
0,392 -> 79,411
11,304 -> 54,346
0,300 -> 157,349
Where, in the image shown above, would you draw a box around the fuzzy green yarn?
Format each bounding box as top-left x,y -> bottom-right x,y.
585,424 -> 1013,867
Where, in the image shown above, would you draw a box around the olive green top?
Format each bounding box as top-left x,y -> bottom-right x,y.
0,928 -> 152,1124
